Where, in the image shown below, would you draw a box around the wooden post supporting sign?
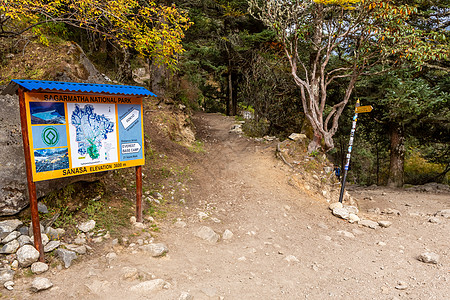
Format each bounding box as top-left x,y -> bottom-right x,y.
18,87 -> 45,261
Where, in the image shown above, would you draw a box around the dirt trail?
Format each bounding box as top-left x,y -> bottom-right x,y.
12,113 -> 449,299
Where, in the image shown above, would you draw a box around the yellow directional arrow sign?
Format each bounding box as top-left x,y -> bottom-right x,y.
355,105 -> 373,113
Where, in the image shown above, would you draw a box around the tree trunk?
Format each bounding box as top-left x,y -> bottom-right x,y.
116,47 -> 133,83
226,70 -> 233,116
148,58 -> 166,98
387,124 -> 405,188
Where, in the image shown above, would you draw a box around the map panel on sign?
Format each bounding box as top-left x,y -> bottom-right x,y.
117,104 -> 143,162
67,103 -> 118,168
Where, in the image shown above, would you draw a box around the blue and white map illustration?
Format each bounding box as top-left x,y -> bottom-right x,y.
68,103 -> 118,167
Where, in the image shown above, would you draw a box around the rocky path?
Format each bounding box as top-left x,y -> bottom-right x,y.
10,113 -> 450,299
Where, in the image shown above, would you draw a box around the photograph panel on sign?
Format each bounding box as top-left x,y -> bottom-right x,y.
34,148 -> 69,173
30,102 -> 66,124
67,103 -> 118,168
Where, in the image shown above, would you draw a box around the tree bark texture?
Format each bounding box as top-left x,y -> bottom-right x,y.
387,124 -> 405,188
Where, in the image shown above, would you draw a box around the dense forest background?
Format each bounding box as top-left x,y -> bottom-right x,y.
1,0 -> 449,187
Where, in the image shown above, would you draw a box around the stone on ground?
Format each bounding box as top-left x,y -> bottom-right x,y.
2,231 -> 20,244
139,243 -> 168,257
16,245 -> 40,267
121,267 -> 139,280
348,214 -> 360,223
0,269 -> 15,284
17,235 -> 32,247
4,280 -> 14,290
435,209 -> 450,219
378,221 -> 392,228
0,239 -> 20,254
129,279 -> 166,292
77,220 -> 96,232
417,252 -> 440,264
31,262 -> 49,274
344,205 -> 359,215
222,229 -> 234,240
288,133 -> 306,141
284,255 -> 300,263
358,219 -> 379,229
31,277 -> 53,292
0,219 -> 23,236
332,207 -> 350,220
44,240 -> 61,252
56,248 -> 77,268
179,291 -> 194,300
195,226 -> 220,243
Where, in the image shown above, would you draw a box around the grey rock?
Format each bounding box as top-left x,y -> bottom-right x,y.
435,209 -> 450,219
358,219 -> 379,229
31,262 -> 49,274
222,229 -> 234,240
129,279 -> 166,292
395,281 -> 408,290
175,221 -> 187,228
348,213 -> 360,223
179,292 -> 194,300
46,227 -> 65,240
428,217 -> 441,224
284,255 -> 300,263
337,230 -> 355,238
56,248 -> 77,268
344,205 -> 359,215
417,252 -> 440,264
2,231 -> 21,244
0,73 -> 107,216
18,226 -> 29,235
65,244 -> 87,254
16,245 -> 40,267
382,208 -> 401,216
332,207 -> 350,220
11,260 -> 18,269
28,222 -> 44,237
17,235 -> 32,247
74,236 -> 87,245
139,243 -> 168,257
121,267 -> 138,280
4,280 -> 14,290
0,220 -> 23,237
288,133 -> 306,141
77,220 -> 96,232
0,269 -> 15,284
37,202 -> 48,214
0,239 -> 20,254
195,226 -> 220,243
105,252 -> 117,264
44,240 -> 61,252
31,277 -> 53,292
378,221 -> 392,228
92,237 -> 103,243
329,202 -> 343,210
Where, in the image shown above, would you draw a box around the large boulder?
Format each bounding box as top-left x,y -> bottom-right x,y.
0,95 -> 108,216
0,41 -> 109,216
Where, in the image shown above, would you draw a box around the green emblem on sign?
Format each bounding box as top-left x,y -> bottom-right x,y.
42,126 -> 59,147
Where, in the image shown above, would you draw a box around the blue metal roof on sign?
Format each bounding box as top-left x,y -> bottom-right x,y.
2,79 -> 157,97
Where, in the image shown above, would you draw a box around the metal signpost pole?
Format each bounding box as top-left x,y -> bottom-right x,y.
338,100 -> 373,203
18,88 -> 45,261
136,166 -> 143,222
338,100 -> 360,203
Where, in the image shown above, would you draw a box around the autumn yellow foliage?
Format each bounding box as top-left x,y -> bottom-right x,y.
0,0 -> 192,69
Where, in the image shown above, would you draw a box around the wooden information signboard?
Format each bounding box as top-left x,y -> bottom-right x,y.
5,80 -> 155,261
24,92 -> 145,181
